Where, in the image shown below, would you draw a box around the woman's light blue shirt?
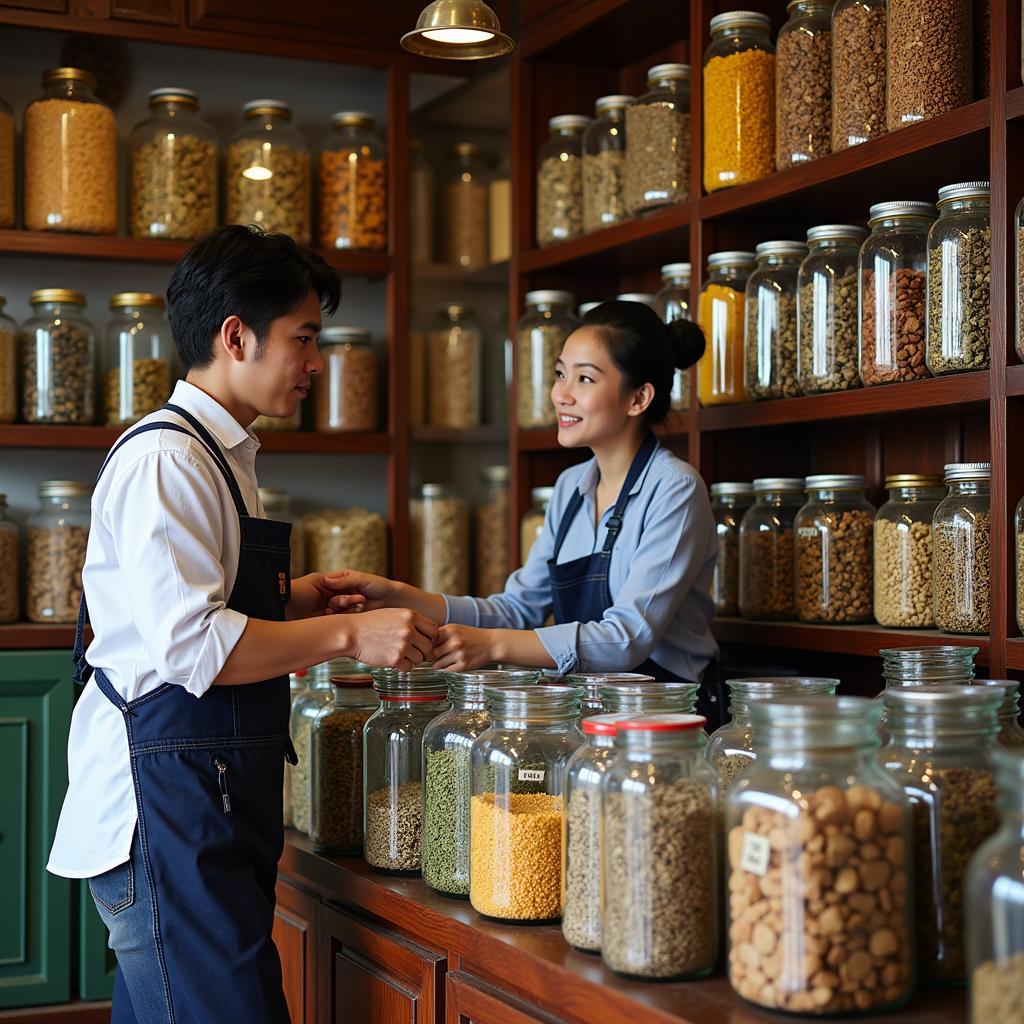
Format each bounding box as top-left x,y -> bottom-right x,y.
444,444 -> 719,679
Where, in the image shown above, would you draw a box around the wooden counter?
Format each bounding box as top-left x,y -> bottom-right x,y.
278,834 -> 966,1024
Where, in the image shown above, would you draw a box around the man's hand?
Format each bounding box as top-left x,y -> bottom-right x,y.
286,572 -> 367,620
321,570 -> 398,613
431,624 -> 495,672
350,608 -> 438,671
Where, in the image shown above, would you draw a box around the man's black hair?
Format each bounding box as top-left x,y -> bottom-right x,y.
166,225 -> 342,371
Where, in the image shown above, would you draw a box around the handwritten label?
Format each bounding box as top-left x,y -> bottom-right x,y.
740,832 -> 771,876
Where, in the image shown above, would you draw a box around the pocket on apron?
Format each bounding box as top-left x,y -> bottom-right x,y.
89,858 -> 135,916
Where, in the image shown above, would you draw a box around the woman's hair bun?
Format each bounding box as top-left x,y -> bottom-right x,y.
668,318 -> 706,371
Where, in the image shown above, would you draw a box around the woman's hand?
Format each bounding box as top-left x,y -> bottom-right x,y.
319,570 -> 398,612
431,624 -> 497,671
286,572 -> 368,620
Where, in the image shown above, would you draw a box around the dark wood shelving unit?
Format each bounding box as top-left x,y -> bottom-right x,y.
412,260 -> 509,287
412,423 -> 508,445
0,623 -> 84,650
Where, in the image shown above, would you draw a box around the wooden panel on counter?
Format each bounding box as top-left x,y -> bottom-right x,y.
274,877 -> 319,1024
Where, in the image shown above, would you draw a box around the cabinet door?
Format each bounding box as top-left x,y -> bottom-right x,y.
446,972 -> 552,1024
110,0 -> 179,23
273,876 -> 318,1024
0,651 -> 74,1009
319,903 -> 445,1024
79,881 -> 116,1000
0,0 -> 67,12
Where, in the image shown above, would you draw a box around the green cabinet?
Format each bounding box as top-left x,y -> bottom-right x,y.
0,650 -> 74,1009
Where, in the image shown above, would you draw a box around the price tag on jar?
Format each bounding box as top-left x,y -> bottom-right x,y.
740,832 -> 771,876
518,768 -> 545,783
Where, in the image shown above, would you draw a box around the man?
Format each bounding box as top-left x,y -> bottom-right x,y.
47,225 -> 437,1023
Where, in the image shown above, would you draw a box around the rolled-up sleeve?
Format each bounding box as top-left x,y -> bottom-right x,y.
103,451 -> 247,697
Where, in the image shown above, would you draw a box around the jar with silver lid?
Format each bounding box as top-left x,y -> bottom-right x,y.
27,480 -> 91,623
583,95 -> 632,232
315,326 -> 379,432
739,477 -> 804,620
516,290 -> 578,428
711,482 -> 755,616
537,115 -> 591,248
410,483 -> 469,594
656,262 -> 693,411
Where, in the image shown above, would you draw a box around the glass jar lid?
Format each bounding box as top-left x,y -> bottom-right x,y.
30,289 -> 86,306
548,114 -> 592,133
937,181 -> 990,204
594,94 -> 633,115
38,480 -> 91,498
329,670 -> 375,687
481,465 -> 509,485
868,201 -> 937,224
943,461 -> 990,482
331,110 -> 374,129
806,223 -> 868,244
446,669 -> 540,700
530,486 -> 555,503
149,87 -> 199,109
484,683 -> 580,716
646,62 -> 691,84
753,477 -> 805,493
616,713 -> 706,732
709,10 -> 772,33
615,293 -> 657,306
755,240 -> 808,260
707,250 -> 757,271
525,289 -> 575,308
372,665 -> 448,698
321,326 -> 371,346
582,712 -> 632,736
660,262 -> 691,281
884,473 -> 943,488
110,292 -> 165,310
243,98 -> 292,119
419,483 -> 460,499
805,473 -> 867,490
711,482 -> 754,498
43,67 -> 97,89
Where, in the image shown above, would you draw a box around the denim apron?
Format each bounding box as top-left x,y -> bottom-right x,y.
74,403 -> 294,1024
547,431 -> 724,728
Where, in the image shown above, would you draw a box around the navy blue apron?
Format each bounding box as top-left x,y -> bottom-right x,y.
547,432 -> 724,728
74,403 -> 294,1024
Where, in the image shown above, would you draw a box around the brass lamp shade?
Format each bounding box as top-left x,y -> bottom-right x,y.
401,0 -> 514,59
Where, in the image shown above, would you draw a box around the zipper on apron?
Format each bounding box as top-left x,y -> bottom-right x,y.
211,755 -> 232,813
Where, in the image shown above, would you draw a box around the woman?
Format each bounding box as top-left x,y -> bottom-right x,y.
337,300 -> 721,720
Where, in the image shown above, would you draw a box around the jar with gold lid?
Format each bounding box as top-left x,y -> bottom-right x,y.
103,293 -> 174,426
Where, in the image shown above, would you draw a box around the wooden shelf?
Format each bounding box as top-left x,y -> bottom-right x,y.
0,999 -> 111,1022
1007,85 -> 1024,122
412,261 -> 509,287
1006,363 -> 1024,397
0,623 -> 82,649
412,423 -> 508,444
1005,638 -> 1024,670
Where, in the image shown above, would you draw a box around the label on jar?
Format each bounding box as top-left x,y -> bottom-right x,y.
518,768 -> 545,782
797,527 -> 820,538
740,832 -> 771,876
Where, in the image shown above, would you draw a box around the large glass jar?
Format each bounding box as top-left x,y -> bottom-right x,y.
130,88 -> 218,240
0,494 -> 19,624
469,685 -> 581,921
739,476 -> 804,620
602,714 -> 718,979
933,462 -> 991,635
24,68 -> 117,234
727,697 -> 914,1014
259,487 -> 304,581
441,142 -> 489,268
410,139 -> 434,264
776,0 -> 834,169
881,685 -> 1002,984
315,326 -> 378,432
103,293 -> 173,426
698,251 -> 756,406
288,661 -> 337,833
226,100 -> 311,245
516,290 -> 578,428
474,465 -> 509,597
283,668 -> 309,828
303,507 -> 388,576
886,0 -> 971,131
26,480 -> 90,624
583,95 -> 631,232
563,671 -> 655,717
428,304 -> 481,429
703,12 -> 776,192
831,0 -> 888,151
859,201 -> 936,386
521,486 -> 553,563
20,290 -> 96,425
625,63 -> 691,215
798,223 -> 867,393
966,747 -> 1024,1023
656,262 -> 693,411
873,474 -> 944,628
318,112 -> 387,252
0,96 -> 12,229
309,674 -> 378,853
0,295 -> 16,424
744,240 -> 807,400
711,482 -> 755,616
598,680 -> 700,715
706,677 -> 839,789
880,644 -> 978,688
970,680 -> 1024,750
536,115 -> 590,248
795,474 -> 876,623
410,484 -> 469,594
926,181 -> 991,376
363,668 -> 449,874
422,670 -> 540,899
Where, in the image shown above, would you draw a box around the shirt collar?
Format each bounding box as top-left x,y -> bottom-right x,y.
576,441 -> 661,501
169,380 -> 258,452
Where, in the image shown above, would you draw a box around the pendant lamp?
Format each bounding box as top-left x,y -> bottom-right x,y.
401,0 -> 514,59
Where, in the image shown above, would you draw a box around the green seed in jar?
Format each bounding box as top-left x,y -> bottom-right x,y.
422,747 -> 471,895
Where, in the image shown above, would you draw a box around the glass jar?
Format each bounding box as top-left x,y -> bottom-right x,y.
703,12 -> 776,193
422,669 -> 540,898
516,290 -> 578,428
489,157 -> 511,264
860,200 -> 936,386
744,240 -> 807,400
598,680 -> 700,715
563,671 -> 656,717
410,484 -> 469,594
738,476 -> 804,620
103,293 -> 173,426
309,674 -> 379,853
711,482 -> 755,615
798,223 -> 868,393
474,465 -> 509,597
970,680 -> 1024,750
521,486 -> 554,563
966,747 -> 1024,1023
536,115 -> 590,248
130,88 -> 218,240
20,289 -> 96,425
776,0 -> 834,169
441,142 -> 489,267
24,68 -> 117,234
625,63 -> 691,215
363,667 -> 449,874
283,668 -> 309,828
727,697 -> 914,1014
315,326 -> 378,432
0,95 -> 12,229
26,480 -> 91,624
706,677 -> 839,789
602,714 -> 718,979
0,495 -> 19,624
795,474 -> 876,623
583,95 -> 631,232
933,462 -> 991,635
873,474 -> 944,628
656,262 -> 693,412
428,304 -> 481,429
410,139 -> 434,264
319,112 -> 387,252
302,507 -> 388,576
926,182 -> 991,376
469,685 -> 581,921
880,645 -> 979,688
698,251 -> 756,406
831,0 -> 888,151
886,0 -> 971,131
226,100 -> 311,245
0,295 -> 16,424
881,685 -> 1002,983
259,487 -> 304,581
